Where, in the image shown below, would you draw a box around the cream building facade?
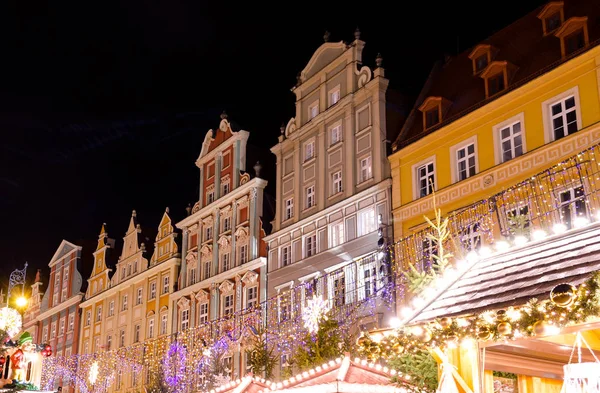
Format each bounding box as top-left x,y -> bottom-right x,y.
265,32 -> 394,365
172,113 -> 268,380
79,211 -> 180,393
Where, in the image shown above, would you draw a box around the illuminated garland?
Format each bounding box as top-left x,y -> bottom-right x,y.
358,271 -> 600,361
163,341 -> 187,393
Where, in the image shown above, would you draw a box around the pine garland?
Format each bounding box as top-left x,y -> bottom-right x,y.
246,327 -> 277,379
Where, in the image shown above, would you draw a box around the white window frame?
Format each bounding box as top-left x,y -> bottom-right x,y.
136,288 -> 143,305
542,86 -> 582,143
450,136 -> 478,183
59,318 -> 65,336
222,293 -> 234,317
85,311 -> 91,326
332,171 -> 343,195
42,326 -> 48,342
134,324 -> 141,343
180,309 -> 190,331
188,267 -> 197,286
493,113 -> 527,165
284,198 -> 294,221
239,244 -> 248,265
149,282 -> 156,300
359,155 -> 372,183
304,139 -> 315,161
330,122 -> 342,146
106,335 -> 112,350
198,302 -> 209,324
329,85 -> 341,107
160,313 -> 168,335
68,314 -> 74,331
119,329 -> 125,347
246,286 -> 258,309
221,252 -> 231,272
357,207 -> 377,237
96,306 -> 102,322
222,216 -> 231,232
412,156 -> 436,200
162,276 -> 170,294
281,245 -> 291,267
330,221 -> 345,248
221,177 -> 230,195
309,101 -> 319,120
305,185 -> 315,209
148,318 -> 155,339
108,300 -> 115,316
122,295 -> 128,311
305,234 -> 317,258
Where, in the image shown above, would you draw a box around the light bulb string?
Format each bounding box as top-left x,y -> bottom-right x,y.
568,332 -> 600,364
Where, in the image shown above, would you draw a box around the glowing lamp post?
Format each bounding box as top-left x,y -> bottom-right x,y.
89,361 -> 99,393
15,296 -> 28,309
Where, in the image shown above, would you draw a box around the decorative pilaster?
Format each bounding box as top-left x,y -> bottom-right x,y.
215,153 -> 223,199
212,210 -> 220,277
180,229 -> 189,287
231,204 -> 237,265
199,166 -> 204,207
209,282 -> 219,321
233,140 -> 241,188
344,106 -> 355,197
249,188 -> 258,259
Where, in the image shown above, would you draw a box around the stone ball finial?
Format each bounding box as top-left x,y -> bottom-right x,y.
165,207 -> 170,214
253,161 -> 262,178
220,110 -> 228,120
280,123 -> 285,135
354,27 -> 361,40
185,203 -> 192,216
132,209 -> 137,217
296,72 -> 302,86
323,30 -> 330,42
375,53 -> 383,68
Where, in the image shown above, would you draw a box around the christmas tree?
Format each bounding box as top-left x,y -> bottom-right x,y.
246,327 -> 277,379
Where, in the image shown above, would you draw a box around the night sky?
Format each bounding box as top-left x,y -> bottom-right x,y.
0,1 -> 546,288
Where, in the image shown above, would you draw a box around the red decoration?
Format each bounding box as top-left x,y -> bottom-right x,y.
44,345 -> 51,352
45,349 -> 52,357
0,357 -> 5,365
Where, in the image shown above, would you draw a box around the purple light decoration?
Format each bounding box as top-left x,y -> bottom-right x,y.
163,341 -> 187,393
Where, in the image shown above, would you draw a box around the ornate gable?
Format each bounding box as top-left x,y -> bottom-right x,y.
49,240 -> 81,267
300,41 -> 348,82
151,207 -> 180,265
197,113 -> 238,164
87,224 -> 112,298
121,210 -> 142,260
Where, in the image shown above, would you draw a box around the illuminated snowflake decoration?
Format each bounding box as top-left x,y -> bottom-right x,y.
0,307 -> 22,338
302,296 -> 330,334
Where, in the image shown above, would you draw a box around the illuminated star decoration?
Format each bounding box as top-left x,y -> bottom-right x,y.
0,307 -> 22,338
302,296 -> 330,334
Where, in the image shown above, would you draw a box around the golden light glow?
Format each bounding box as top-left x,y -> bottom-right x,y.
15,296 -> 28,308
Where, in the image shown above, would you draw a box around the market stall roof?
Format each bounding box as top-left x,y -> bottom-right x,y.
408,223 -> 600,324
206,356 -> 417,393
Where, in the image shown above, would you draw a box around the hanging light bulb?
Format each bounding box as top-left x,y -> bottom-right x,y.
553,223 -> 568,234
532,229 -> 547,241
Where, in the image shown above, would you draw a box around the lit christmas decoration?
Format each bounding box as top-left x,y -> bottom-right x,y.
0,306 -> 22,338
88,361 -> 99,386
302,296 -> 330,334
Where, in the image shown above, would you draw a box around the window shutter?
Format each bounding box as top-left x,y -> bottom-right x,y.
344,263 -> 356,304
346,216 -> 357,241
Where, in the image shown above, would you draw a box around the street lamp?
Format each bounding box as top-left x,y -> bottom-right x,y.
15,296 -> 28,309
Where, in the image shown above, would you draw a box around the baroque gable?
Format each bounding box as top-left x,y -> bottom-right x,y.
151,207 -> 180,265
300,41 -> 348,82
87,224 -> 112,298
197,115 -> 238,163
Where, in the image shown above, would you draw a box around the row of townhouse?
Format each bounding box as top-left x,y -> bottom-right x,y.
19,0 -> 600,392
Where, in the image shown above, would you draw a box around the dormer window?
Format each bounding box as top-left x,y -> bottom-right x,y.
468,44 -> 493,75
555,17 -> 589,58
418,97 -> 450,130
537,2 -> 564,36
480,61 -> 514,98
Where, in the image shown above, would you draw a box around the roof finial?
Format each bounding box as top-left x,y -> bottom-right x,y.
185,203 -> 192,216
280,123 -> 285,135
220,110 -> 228,120
35,269 -> 41,283
296,72 -> 302,86
165,207 -> 170,214
354,27 -> 361,41
323,30 -> 330,42
375,53 -> 383,68
132,209 -> 137,218
253,161 -> 262,178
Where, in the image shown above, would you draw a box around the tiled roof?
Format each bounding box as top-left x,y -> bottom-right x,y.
393,0 -> 600,150
410,224 -> 600,323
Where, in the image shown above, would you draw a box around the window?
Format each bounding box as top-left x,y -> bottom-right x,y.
203,261 -> 211,280
188,268 -> 197,286
96,306 -> 102,322
497,120 -> 524,163
85,311 -> 91,326
332,273 -> 346,308
279,293 -> 291,322
359,156 -> 372,183
116,370 -> 122,389
281,245 -> 291,267
455,143 -> 477,181
206,190 -> 215,205
358,208 -> 377,236
545,12 -> 561,32
121,267 -> 126,280
180,309 -> 190,331
223,294 -> 234,316
84,341 -> 89,355
565,28 -> 586,56
330,222 -> 344,248
136,288 -> 143,305
421,237 -> 439,267
161,314 -> 168,335
503,206 -> 531,237
222,216 -> 231,232
107,335 -> 112,350
331,124 -> 342,145
133,261 -> 138,273
247,286 -> 258,309
416,161 -> 435,198
285,198 -> 294,220
309,102 -> 319,119
332,171 -> 342,194
119,330 -> 125,347
221,253 -> 231,272
95,337 -> 100,352
122,295 -> 128,311
329,87 -> 340,106
108,301 -> 114,317
304,140 -> 315,161
361,258 -> 378,299
306,185 -> 315,209
222,181 -> 230,195
425,108 -> 440,129
475,54 -> 488,73
198,303 -> 209,324
551,95 -> 578,140
305,235 -> 317,258
148,319 -> 154,339
127,264 -> 132,276
162,276 -> 170,294
558,186 -> 587,229
68,314 -> 74,331
149,282 -> 156,300
487,73 -> 505,96
134,324 -> 141,343
205,225 -> 213,241
59,318 -> 65,336
42,326 -> 48,342
239,244 -> 248,265
460,223 -> 482,252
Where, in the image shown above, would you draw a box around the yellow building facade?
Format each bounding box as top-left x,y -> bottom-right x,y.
386,1 -> 600,392
79,210 -> 180,393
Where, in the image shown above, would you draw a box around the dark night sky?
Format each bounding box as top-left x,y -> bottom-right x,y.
0,1 -> 546,288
